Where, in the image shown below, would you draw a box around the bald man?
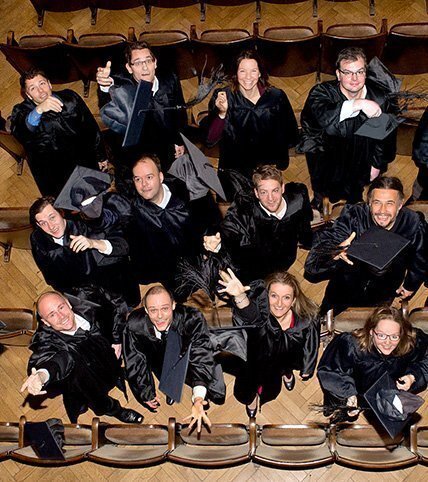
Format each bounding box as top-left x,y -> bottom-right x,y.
22,292 -> 143,424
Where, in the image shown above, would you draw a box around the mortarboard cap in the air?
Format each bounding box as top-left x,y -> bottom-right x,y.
122,80 -> 153,148
54,166 -> 111,219
355,113 -> 401,141
346,225 -> 410,271
168,134 -> 227,201
364,372 -> 423,438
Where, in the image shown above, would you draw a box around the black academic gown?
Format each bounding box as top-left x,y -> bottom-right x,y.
99,73 -> 186,170
127,188 -> 200,290
28,298 -> 122,423
299,79 -> 397,203
123,304 -> 226,405
221,183 -> 313,283
31,218 -> 135,342
207,86 -> 298,173
412,107 -> 428,200
317,330 -> 428,411
304,203 -> 428,314
11,89 -> 105,197
232,281 -> 320,406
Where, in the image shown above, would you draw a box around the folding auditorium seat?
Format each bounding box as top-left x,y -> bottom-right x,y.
260,0 -> 317,19
0,308 -> 36,347
29,0 -> 90,28
200,1 -> 260,22
406,202 -> 428,223
0,112 -> 27,176
410,424 -> 428,464
0,422 -> 22,461
407,307 -> 428,334
320,18 -> 387,77
143,1 -> 201,24
65,29 -> 128,97
0,208 -> 32,263
89,0 -> 145,25
318,0 -> 375,18
0,31 -> 79,85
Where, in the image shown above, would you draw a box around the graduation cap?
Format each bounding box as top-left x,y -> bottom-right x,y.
24,419 -> 65,460
355,112 -> 402,140
168,133 -> 227,201
158,329 -> 191,403
346,225 -> 410,271
54,166 -> 111,219
122,80 -> 153,148
364,372 -> 424,438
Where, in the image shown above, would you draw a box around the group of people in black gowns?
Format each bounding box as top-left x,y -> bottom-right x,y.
14,39 -> 428,434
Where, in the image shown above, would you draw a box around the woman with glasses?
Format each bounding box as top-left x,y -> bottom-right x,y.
218,268 -> 320,417
205,50 -> 299,200
317,305 -> 428,420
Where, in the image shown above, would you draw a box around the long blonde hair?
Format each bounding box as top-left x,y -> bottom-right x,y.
265,271 -> 319,319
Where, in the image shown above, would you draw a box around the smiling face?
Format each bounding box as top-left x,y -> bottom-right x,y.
254,179 -> 285,214
132,159 -> 164,204
268,282 -> 295,322
369,188 -> 403,229
25,74 -> 52,105
38,293 -> 76,332
35,203 -> 67,239
336,56 -> 366,99
237,58 -> 260,95
126,48 -> 157,83
145,291 -> 176,332
370,318 -> 401,355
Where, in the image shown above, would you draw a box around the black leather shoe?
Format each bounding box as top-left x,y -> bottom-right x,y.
166,396 -> 175,406
113,408 -> 144,424
283,373 -> 295,391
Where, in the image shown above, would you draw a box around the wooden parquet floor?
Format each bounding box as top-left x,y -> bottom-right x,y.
1,0 -> 428,480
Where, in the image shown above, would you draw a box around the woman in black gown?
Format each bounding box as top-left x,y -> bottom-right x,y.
219,268 -> 320,416
206,50 -> 298,199
317,306 -> 428,419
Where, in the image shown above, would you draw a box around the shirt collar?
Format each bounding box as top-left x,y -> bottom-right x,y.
60,313 -> 90,335
156,184 -> 171,209
259,198 -> 287,219
152,76 -> 159,95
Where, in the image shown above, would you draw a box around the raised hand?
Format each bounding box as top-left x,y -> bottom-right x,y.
218,268 -> 250,298
203,232 -> 221,253
20,368 -> 47,396
35,96 -> 63,114
96,60 -> 113,87
183,398 -> 211,434
215,91 -> 228,118
333,231 -> 356,265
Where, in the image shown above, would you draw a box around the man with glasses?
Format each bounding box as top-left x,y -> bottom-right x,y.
305,176 -> 427,315
96,41 -> 186,170
299,47 -> 397,209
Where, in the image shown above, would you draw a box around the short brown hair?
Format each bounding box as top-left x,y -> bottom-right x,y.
336,47 -> 367,71
265,271 -> 319,320
353,305 -> 416,356
29,196 -> 58,228
19,68 -> 49,90
125,41 -> 156,65
252,164 -> 283,188
132,154 -> 162,174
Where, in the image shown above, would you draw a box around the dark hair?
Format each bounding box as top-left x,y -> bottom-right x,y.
336,47 -> 367,71
252,164 -> 283,188
353,305 -> 416,356
19,68 -> 49,90
231,50 -> 270,92
125,41 -> 156,65
132,153 -> 162,174
265,271 -> 319,320
29,196 -> 57,228
367,176 -> 405,203
143,285 -> 174,307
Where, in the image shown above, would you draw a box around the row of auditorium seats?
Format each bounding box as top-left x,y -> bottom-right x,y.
1,415 -> 428,469
2,20 -> 428,99
28,0 -> 385,28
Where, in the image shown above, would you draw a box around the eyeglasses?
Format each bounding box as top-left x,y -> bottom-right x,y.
373,330 -> 400,342
338,69 -> 366,78
129,58 -> 154,68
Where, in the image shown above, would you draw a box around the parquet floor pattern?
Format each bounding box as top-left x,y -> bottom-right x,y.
1,0 -> 428,480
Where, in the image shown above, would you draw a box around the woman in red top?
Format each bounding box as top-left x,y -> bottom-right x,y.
219,269 -> 320,417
